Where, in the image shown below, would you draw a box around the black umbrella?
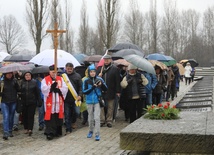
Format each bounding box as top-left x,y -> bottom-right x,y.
31,66 -> 63,74
184,59 -> 199,67
112,49 -> 144,60
3,54 -> 33,62
108,42 -> 143,52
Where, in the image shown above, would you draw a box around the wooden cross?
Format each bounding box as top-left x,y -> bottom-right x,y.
46,23 -> 66,74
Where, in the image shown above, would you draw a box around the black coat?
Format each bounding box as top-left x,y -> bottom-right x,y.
1,77 -> 19,103
97,63 -> 121,100
20,79 -> 42,105
64,71 -> 82,103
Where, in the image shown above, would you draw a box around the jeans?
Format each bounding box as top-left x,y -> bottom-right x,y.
13,111 -> 19,126
1,102 -> 16,135
146,93 -> 153,105
38,103 -> 45,127
64,102 -> 76,132
87,103 -> 100,135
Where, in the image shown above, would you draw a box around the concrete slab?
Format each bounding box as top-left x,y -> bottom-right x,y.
120,112 -> 214,154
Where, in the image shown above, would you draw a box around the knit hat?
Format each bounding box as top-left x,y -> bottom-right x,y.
128,64 -> 137,70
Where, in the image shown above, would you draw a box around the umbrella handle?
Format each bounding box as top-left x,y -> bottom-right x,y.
0,81 -> 4,103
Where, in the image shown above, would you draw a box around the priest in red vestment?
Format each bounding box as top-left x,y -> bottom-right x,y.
41,65 -> 68,140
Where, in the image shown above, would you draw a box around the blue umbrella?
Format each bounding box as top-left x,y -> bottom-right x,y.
146,53 -> 176,66
73,53 -> 88,64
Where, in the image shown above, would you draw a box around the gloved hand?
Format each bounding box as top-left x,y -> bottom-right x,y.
127,78 -> 133,84
50,82 -> 57,93
53,88 -> 62,96
138,79 -> 142,84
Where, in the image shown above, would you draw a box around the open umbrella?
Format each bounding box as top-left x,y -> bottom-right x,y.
123,54 -> 155,75
3,54 -> 33,62
146,53 -> 176,66
31,66 -> 63,74
114,59 -> 130,67
0,52 -> 10,62
29,49 -> 80,68
183,59 -> 199,67
112,49 -> 144,60
148,60 -> 168,70
176,63 -> 185,75
84,55 -> 102,62
0,63 -> 31,73
73,53 -> 88,64
108,42 -> 143,52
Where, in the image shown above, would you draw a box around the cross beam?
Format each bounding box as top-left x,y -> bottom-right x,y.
46,23 -> 66,74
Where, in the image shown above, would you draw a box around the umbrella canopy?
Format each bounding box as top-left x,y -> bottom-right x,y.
108,42 -> 143,52
31,66 -> 63,74
3,54 -> 33,62
84,55 -> 102,62
73,53 -> 88,64
183,59 -> 199,67
123,54 -> 155,75
146,53 -> 176,66
29,49 -> 80,68
0,63 -> 31,73
114,59 -> 130,67
112,49 -> 144,60
148,60 -> 168,71
0,52 -> 10,62
176,63 -> 185,75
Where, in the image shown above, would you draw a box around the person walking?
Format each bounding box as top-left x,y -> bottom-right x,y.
166,67 -> 175,102
82,64 -> 107,141
120,64 -> 148,123
97,55 -> 121,128
0,72 -> 19,140
20,71 -> 42,136
152,66 -> 167,105
62,63 -> 82,135
41,65 -> 68,140
184,62 -> 192,85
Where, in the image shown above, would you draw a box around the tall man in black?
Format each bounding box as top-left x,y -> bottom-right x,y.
98,55 -> 121,128
63,63 -> 82,134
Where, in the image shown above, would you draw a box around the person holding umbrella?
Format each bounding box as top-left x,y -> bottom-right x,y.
0,72 -> 19,140
184,62 -> 192,85
120,64 -> 148,123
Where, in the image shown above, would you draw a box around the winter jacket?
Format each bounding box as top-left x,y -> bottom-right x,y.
83,65 -> 107,104
142,72 -> 157,94
1,76 -> 19,103
20,72 -> 42,106
184,66 -> 192,78
153,73 -> 167,94
97,63 -> 121,100
64,71 -> 82,103
120,72 -> 148,99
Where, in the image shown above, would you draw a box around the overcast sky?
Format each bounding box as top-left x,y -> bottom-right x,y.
0,0 -> 214,53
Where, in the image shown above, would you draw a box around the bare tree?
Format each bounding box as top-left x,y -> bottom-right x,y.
0,15 -> 26,54
76,0 -> 89,54
160,0 -> 179,56
150,0 -> 158,53
123,0 -> 145,49
26,0 -> 49,54
62,0 -> 74,53
97,0 -> 121,52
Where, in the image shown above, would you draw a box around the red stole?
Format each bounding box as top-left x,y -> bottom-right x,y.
44,75 -> 64,121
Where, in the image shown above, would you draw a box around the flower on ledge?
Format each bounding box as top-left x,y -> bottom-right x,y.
144,102 -> 180,120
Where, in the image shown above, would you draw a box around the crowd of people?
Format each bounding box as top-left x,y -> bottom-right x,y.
0,54 -> 195,141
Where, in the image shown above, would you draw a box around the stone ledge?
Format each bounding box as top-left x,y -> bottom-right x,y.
120,112 -> 214,154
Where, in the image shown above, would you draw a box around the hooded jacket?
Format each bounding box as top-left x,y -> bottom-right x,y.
20,71 -> 42,105
82,64 -> 107,104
